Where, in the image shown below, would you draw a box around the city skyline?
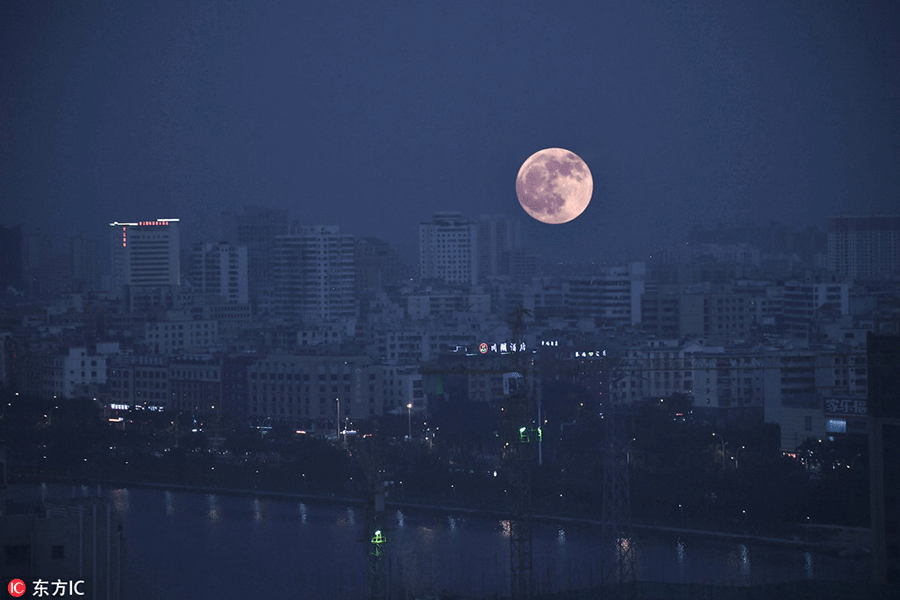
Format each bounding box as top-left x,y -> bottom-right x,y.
3,2 -> 899,264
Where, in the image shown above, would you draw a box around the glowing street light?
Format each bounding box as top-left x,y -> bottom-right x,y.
335,398 -> 341,441
712,432 -> 728,468
407,403 -> 413,441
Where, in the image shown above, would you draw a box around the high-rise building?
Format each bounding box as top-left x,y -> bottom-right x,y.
828,215 -> 900,280
229,208 -> 290,312
565,262 -> 646,326
782,280 -> 850,336
868,332 -> 900,585
69,235 -> 99,291
189,241 -> 249,304
109,219 -> 181,297
476,214 -> 520,281
273,225 -> 356,323
355,237 -> 405,294
419,212 -> 478,286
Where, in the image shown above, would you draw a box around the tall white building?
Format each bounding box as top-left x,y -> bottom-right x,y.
273,225 -> 356,323
419,212 -> 478,286
190,242 -> 249,304
109,219 -> 181,297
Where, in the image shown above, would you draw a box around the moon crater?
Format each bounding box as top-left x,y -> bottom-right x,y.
515,148 -> 593,224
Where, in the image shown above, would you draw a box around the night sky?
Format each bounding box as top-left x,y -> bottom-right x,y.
2,1 -> 898,263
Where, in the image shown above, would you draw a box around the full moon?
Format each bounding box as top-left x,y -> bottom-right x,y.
515,148 -> 593,224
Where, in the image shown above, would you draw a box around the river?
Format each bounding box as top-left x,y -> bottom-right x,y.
10,484 -> 871,599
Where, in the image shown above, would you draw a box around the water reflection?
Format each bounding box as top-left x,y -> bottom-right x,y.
15,484 -> 867,598
112,488 -> 130,513
739,544 -> 751,581
337,507 -> 356,526
617,537 -> 635,577
417,525 -> 436,546
726,544 -> 751,584
676,537 -> 686,580
206,494 -> 220,520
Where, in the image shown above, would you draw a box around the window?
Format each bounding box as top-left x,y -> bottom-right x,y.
52,545 -> 65,560
804,416 -> 812,432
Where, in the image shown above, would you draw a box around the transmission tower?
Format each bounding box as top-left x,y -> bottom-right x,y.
601,361 -> 635,594
417,307 -> 538,597
505,307 -> 536,598
356,429 -> 387,600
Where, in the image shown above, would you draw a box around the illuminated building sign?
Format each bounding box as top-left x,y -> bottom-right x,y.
823,398 -> 867,416
573,350 -> 606,358
826,419 -> 847,433
109,403 -> 165,412
479,341 -> 527,354
110,219 -> 180,227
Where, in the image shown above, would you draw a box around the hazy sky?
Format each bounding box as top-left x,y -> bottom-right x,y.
2,1 -> 898,262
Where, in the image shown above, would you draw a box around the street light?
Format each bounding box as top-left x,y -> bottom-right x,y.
335,398 -> 341,441
712,432 -> 727,468
407,403 -> 413,441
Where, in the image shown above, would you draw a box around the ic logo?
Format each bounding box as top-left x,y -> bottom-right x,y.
8,579 -> 26,597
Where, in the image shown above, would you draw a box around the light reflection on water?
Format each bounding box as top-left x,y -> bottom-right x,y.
739,544 -> 751,581
336,506 -> 356,526
111,487 -> 129,513
5,485 -> 869,600
206,493 -> 220,520
725,543 -> 752,585
417,524 -> 436,546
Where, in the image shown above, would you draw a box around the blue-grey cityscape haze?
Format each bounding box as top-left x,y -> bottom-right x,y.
2,1 -> 899,261
2,2 -> 900,599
